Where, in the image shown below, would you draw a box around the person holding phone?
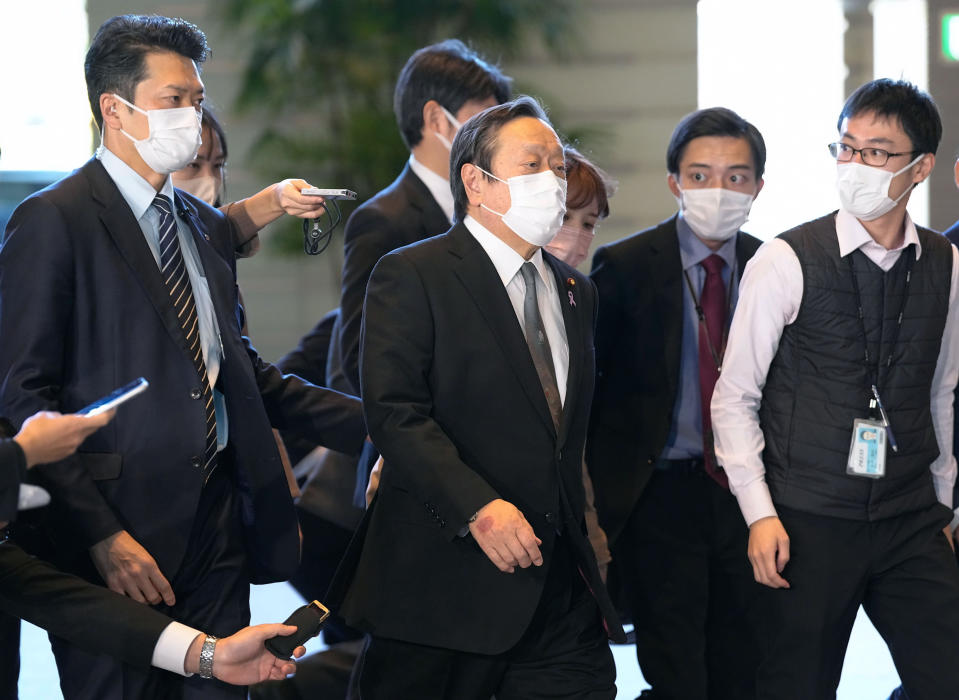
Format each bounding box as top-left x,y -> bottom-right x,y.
0,408 -> 306,686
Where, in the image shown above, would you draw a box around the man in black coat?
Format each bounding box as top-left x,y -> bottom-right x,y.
587,107 -> 766,700
0,410 -> 303,686
330,96 -> 624,700
0,15 -> 365,700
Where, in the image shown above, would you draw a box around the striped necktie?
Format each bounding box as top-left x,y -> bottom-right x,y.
152,195 -> 218,473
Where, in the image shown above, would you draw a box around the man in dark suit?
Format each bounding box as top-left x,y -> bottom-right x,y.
0,15 -> 366,700
330,96 -> 624,700
587,107 -> 766,700
328,39 -> 511,397
0,410 -> 303,686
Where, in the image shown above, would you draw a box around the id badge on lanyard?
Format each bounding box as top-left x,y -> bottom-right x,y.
847,417 -> 887,479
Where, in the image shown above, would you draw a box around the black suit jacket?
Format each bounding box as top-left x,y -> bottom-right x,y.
330,222 -> 624,655
0,158 -> 366,584
328,163 -> 449,395
586,215 -> 762,544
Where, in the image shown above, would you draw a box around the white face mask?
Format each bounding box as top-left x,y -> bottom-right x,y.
434,105 -> 462,152
112,94 -> 202,174
676,187 -> 754,241
477,166 -> 568,247
544,224 -> 595,267
836,154 -> 923,221
174,174 -> 221,206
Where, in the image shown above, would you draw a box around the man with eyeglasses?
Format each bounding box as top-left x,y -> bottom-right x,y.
712,78 -> 959,699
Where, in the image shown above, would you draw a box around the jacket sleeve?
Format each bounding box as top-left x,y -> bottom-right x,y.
0,439 -> 26,523
0,196 -> 122,548
246,337 -> 368,456
337,207 -> 404,395
360,251 -> 500,538
0,544 -> 170,668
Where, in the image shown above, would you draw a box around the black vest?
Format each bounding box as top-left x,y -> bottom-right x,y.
758,213 -> 952,521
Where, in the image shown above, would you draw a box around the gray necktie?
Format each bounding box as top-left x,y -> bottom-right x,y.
520,262 -> 562,431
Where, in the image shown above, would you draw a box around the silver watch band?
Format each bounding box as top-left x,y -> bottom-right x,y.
198,634 -> 218,679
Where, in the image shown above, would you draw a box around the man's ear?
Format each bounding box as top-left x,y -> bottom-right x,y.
99,93 -> 124,130
666,172 -> 681,199
421,100 -> 445,138
462,162 -> 484,207
913,152 -> 936,185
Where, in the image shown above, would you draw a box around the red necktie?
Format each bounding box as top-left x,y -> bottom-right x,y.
698,254 -> 728,488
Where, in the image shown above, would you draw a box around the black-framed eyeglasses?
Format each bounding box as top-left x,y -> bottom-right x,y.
827,142 -> 920,167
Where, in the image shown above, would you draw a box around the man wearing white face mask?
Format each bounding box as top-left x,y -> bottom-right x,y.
712,79 -> 959,699
0,14 -> 368,700
587,107 -> 765,700
329,96 -> 624,699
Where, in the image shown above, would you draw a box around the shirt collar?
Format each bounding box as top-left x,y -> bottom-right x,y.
409,154 -> 455,224
97,146 -> 173,220
835,208 -> 922,260
676,213 -> 738,272
463,215 -> 551,288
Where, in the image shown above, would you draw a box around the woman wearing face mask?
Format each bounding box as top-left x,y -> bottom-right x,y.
544,146 -> 614,268
171,108 -> 326,258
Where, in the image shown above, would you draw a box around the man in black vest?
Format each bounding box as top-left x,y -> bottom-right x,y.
712,79 -> 959,699
588,107 -> 764,700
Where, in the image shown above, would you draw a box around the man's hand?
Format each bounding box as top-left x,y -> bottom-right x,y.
184,624 -> 305,685
14,410 -> 115,468
748,516 -> 791,589
468,499 -> 543,573
944,525 -> 956,553
90,530 -> 175,606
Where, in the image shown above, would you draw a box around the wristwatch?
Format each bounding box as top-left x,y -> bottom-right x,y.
198,634 -> 218,679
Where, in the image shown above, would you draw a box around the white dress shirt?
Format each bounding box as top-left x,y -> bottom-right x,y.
463,215 -> 569,405
409,154 -> 455,224
711,209 -> 959,528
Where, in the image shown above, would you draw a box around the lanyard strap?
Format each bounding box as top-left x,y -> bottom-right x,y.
682,260 -> 735,372
846,246 -> 916,389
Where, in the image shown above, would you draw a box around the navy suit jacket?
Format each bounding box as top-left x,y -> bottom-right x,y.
0,158 -> 366,584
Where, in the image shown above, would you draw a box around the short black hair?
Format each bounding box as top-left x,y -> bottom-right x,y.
202,107 -> 228,162
85,14 -> 210,129
450,95 -> 550,222
838,78 -> 942,155
666,107 -> 767,179
394,39 -> 512,150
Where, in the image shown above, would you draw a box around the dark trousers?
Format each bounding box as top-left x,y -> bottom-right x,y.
352,534 -> 616,700
614,465 -> 758,700
0,612 -> 18,700
757,503 -> 959,700
50,467 -> 251,700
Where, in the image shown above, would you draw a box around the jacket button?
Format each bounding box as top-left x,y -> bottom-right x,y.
190,387 -> 202,400
438,519 -> 447,528
190,456 -> 202,468
545,512 -> 556,524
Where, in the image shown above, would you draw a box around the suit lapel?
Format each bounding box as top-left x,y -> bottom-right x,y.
89,159 -> 194,358
449,225 -> 557,437
649,216 -> 684,404
545,254 -> 582,447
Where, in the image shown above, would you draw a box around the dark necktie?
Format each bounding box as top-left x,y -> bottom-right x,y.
520,262 -> 562,432
152,195 -> 218,473
698,254 -> 728,488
